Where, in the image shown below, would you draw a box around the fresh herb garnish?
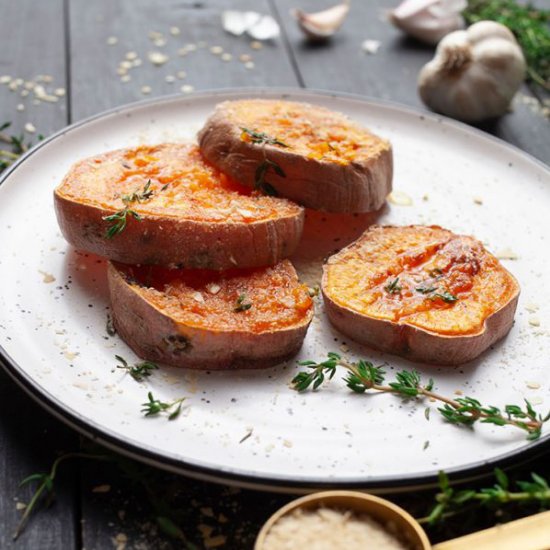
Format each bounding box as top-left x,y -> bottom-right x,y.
240,127 -> 289,147
415,283 -> 458,303
415,283 -> 438,294
115,355 -> 159,382
384,277 -> 402,294
0,122 -> 43,174
292,352 -> 549,440
234,293 -> 252,312
254,158 -> 285,196
420,468 -> 550,525
13,452 -> 109,540
141,392 -> 185,420
103,180 -> 159,239
431,290 -> 458,303
464,0 -> 550,90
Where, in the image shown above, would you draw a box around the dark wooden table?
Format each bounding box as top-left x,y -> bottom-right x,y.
1,1 -> 548,548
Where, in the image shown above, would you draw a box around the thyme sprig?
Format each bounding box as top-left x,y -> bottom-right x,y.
0,122 -> 43,174
13,452 -> 109,540
416,279 -> 458,303
254,158 -> 284,196
141,392 -> 185,420
234,293 -> 252,312
464,0 -> 550,91
103,180 -> 158,239
419,468 -> 550,525
115,355 -> 159,382
292,353 -> 549,440
240,127 -> 289,147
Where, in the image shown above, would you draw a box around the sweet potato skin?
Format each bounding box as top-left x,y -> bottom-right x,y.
54,143 -> 304,269
198,100 -> 393,213
55,193 -> 303,269
108,262 -> 313,370
322,225 -> 520,365
323,292 -> 519,365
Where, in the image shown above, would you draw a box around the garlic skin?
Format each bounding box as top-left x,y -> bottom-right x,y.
389,0 -> 466,45
222,11 -> 280,40
418,21 -> 526,122
292,1 -> 350,41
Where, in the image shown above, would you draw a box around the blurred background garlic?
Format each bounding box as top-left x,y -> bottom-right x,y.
292,1 -> 350,41
389,0 -> 466,45
418,21 -> 526,122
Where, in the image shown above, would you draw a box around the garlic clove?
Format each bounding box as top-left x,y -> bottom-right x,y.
389,0 -> 467,45
222,11 -> 261,36
247,15 -> 280,41
222,11 -> 280,40
292,0 -> 350,41
418,21 -> 526,122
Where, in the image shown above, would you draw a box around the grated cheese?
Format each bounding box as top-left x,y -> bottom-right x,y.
262,507 -> 409,550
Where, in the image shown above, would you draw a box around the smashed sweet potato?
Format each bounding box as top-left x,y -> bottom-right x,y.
108,260 -> 313,370
54,143 -> 304,269
322,225 -> 520,365
198,99 -> 393,212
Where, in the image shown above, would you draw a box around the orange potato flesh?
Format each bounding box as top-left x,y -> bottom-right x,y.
230,100 -> 390,165
56,143 -> 301,224
324,226 -> 518,336
114,260 -> 313,334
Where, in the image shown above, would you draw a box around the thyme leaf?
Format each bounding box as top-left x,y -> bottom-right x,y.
291,352 -> 548,440
415,284 -> 438,294
431,290 -> 458,303
115,355 -> 159,382
234,293 -> 252,312
141,392 -> 185,420
254,159 -> 285,196
384,277 -> 402,294
240,127 -> 289,147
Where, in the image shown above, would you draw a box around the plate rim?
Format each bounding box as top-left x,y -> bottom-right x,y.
1,87 -> 549,493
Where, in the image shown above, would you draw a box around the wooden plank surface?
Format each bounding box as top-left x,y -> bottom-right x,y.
272,0 -> 550,163
68,0 -> 299,121
0,1 -> 549,548
0,4 -> 78,549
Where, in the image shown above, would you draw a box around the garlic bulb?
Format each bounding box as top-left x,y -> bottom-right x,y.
292,1 -> 350,41
418,21 -> 526,122
389,0 -> 466,45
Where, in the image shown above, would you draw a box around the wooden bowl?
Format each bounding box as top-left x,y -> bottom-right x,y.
255,490 -> 431,549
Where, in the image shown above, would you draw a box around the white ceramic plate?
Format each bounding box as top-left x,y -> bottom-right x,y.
1,90 -> 549,493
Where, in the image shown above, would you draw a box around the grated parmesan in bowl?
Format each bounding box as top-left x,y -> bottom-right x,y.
262,506 -> 409,550
255,491 -> 430,550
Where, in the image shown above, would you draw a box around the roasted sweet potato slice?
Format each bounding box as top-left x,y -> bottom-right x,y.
198,99 -> 393,213
322,225 -> 520,365
108,260 -> 314,370
54,143 -> 304,269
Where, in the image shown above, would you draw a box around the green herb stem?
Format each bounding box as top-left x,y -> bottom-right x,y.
418,468 -> 550,524
292,353 -> 549,440
14,453 -> 110,540
103,180 -> 162,239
